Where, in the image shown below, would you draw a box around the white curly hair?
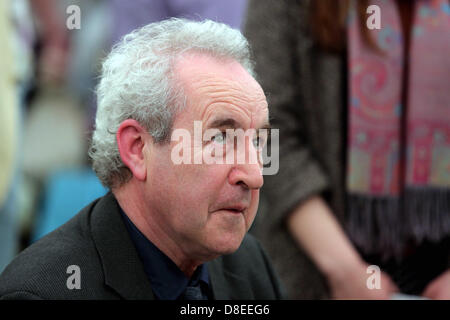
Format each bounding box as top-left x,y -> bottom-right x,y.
89,18 -> 255,188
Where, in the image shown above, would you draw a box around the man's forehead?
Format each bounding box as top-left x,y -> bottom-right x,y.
174,53 -> 260,91
174,53 -> 268,126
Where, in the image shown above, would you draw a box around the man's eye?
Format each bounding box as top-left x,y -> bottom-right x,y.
253,136 -> 264,149
211,132 -> 227,144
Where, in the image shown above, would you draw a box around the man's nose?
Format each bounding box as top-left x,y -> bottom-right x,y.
228,161 -> 264,190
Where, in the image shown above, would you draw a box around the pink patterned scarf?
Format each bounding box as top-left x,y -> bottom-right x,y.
346,0 -> 450,260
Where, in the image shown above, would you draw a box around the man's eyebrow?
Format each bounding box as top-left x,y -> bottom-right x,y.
206,118 -> 272,130
207,118 -> 240,129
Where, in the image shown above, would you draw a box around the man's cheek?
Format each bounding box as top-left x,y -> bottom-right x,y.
251,189 -> 260,207
248,190 -> 260,220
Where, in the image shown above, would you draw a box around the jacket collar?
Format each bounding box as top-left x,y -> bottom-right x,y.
208,260 -> 254,299
90,192 -> 155,299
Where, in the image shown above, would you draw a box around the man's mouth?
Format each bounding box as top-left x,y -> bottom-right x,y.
222,208 -> 243,214
219,204 -> 247,214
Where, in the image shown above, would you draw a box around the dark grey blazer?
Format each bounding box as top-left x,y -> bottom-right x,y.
0,193 -> 285,300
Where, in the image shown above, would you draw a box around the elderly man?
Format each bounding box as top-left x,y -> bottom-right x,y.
0,18 -> 284,300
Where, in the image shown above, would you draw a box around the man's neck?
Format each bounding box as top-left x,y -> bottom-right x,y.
112,181 -> 202,278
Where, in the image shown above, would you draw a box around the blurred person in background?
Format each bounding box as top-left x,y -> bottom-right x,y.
109,0 -> 248,46
22,1 -> 116,245
31,0 -> 70,86
0,0 -> 20,273
0,0 -> 35,272
245,0 -> 450,299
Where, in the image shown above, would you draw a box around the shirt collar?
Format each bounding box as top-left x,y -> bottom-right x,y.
119,207 -> 210,300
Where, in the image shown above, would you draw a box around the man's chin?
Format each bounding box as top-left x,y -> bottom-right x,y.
210,234 -> 245,256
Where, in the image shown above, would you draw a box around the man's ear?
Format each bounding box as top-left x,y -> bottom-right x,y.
116,119 -> 149,182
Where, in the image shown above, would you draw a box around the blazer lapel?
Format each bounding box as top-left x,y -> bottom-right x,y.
208,258 -> 254,299
90,193 -> 155,300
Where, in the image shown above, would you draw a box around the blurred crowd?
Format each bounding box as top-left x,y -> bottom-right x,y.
1,0 -> 449,299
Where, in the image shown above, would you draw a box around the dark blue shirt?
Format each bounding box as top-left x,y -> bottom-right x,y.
119,208 -> 211,300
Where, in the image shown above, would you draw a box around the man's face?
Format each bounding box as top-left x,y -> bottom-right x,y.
142,54 -> 269,261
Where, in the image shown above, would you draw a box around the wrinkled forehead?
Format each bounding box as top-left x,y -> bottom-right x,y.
173,53 -> 268,125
